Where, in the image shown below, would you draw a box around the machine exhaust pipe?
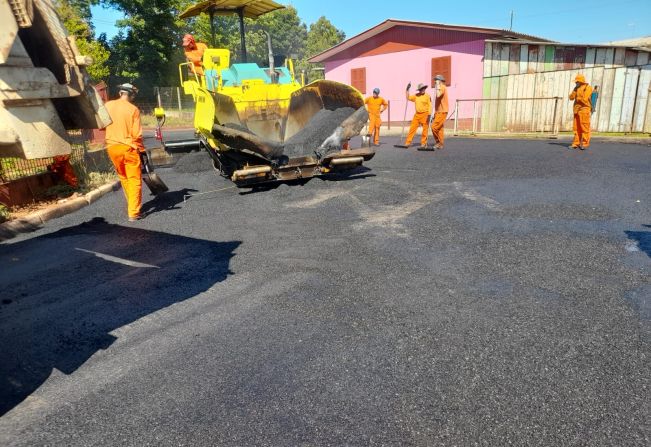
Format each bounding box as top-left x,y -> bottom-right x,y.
163,139 -> 202,152
329,156 -> 364,166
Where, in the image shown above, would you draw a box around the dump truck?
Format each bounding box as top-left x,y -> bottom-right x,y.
173,0 -> 374,187
0,0 -> 110,160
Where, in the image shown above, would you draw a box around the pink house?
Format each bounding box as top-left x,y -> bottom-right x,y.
308,19 -> 550,124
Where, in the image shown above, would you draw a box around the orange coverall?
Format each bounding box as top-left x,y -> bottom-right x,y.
365,96 -> 388,144
569,83 -> 593,148
184,42 -> 208,76
430,84 -> 449,147
104,98 -> 145,219
405,93 -> 432,147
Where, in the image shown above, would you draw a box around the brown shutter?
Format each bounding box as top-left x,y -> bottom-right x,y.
350,67 -> 366,94
431,56 -> 451,87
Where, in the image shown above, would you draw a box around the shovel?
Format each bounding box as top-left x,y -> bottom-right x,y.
139,151 -> 168,195
418,86 -> 437,151
394,81 -> 411,148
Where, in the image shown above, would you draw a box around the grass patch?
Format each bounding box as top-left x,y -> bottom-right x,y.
141,112 -> 195,128
72,161 -> 118,194
0,157 -> 50,181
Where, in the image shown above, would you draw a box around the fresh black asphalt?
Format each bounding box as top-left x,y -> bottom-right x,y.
1,136 -> 649,445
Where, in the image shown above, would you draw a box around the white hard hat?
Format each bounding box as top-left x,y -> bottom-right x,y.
118,83 -> 138,94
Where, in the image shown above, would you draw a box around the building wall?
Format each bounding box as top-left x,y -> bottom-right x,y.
482,42 -> 651,133
323,38 -> 487,122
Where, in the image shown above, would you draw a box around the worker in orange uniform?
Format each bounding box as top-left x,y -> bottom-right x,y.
401,83 -> 431,149
182,34 -> 208,76
364,87 -> 388,146
104,83 -> 145,221
430,74 -> 448,150
568,74 -> 593,150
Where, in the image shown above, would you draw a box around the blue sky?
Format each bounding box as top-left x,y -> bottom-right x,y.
91,0 -> 650,44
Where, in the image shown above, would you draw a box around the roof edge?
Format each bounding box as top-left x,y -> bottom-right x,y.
308,18 -> 552,63
486,38 -> 651,52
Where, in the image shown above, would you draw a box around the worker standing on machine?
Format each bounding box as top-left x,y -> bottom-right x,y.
430,74 -> 448,150
364,88 -> 388,146
182,34 -> 208,76
401,83 -> 431,149
104,83 -> 145,221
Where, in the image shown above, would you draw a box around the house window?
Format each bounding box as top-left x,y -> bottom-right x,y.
431,56 -> 451,87
351,67 -> 366,94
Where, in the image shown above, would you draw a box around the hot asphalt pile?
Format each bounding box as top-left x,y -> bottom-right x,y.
172,151 -> 213,174
283,107 -> 355,157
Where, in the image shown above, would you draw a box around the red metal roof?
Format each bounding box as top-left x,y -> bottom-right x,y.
308,19 -> 554,63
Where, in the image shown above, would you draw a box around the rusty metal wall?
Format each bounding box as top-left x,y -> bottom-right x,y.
483,41 -> 651,132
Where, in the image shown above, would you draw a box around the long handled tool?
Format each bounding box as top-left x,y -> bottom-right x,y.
140,151 -> 169,195
418,84 -> 438,151
394,81 -> 411,148
361,123 -> 371,147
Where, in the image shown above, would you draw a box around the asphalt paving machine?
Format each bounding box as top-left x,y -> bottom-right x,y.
167,0 -> 374,187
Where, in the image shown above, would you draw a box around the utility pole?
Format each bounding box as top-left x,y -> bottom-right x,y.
510,10 -> 514,30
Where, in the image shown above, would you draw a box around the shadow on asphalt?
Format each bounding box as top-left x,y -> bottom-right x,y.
141,188 -> 198,216
548,142 -> 573,148
238,178 -> 309,195
320,171 -> 376,183
0,217 -> 240,415
626,225 -> 651,258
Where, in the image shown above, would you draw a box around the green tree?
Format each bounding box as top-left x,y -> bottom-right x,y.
245,6 -> 307,65
301,16 -> 345,81
101,0 -> 342,94
178,5 -> 307,67
103,0 -> 188,97
56,0 -> 110,81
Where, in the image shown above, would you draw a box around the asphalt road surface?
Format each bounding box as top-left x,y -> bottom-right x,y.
1,137 -> 650,446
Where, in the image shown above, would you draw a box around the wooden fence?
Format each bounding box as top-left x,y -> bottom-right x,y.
483,41 -> 651,133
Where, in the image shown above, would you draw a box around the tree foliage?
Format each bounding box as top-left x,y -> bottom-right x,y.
306,16 -> 345,59
56,0 -> 110,82
301,16 -> 345,80
100,0 -> 189,97
178,5 -> 308,66
246,6 -> 307,64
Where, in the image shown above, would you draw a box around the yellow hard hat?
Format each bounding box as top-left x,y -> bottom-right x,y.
575,74 -> 586,83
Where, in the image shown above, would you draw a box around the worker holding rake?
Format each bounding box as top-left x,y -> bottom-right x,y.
399,83 -> 431,149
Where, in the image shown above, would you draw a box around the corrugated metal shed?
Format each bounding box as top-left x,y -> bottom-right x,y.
482,40 -> 651,133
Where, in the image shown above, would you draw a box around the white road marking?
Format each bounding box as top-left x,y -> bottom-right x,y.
351,193 -> 440,229
75,248 -> 160,269
285,187 -> 355,208
453,182 -> 501,210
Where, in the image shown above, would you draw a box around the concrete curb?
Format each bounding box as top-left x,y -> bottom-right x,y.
0,180 -> 120,242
